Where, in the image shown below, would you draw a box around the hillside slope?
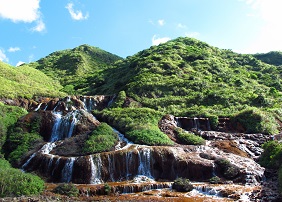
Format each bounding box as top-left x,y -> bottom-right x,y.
28,44 -> 122,94
0,61 -> 65,99
90,37 -> 282,116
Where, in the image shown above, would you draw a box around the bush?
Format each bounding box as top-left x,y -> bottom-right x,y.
209,176 -> 221,184
174,128 -> 205,145
231,108 -> 279,134
53,183 -> 79,197
0,159 -> 44,197
127,128 -> 173,146
259,141 -> 282,169
93,108 -> 173,146
215,158 -> 239,179
172,178 -> 194,192
104,183 -> 111,195
83,122 -> 118,154
111,91 -> 126,108
6,131 -> 42,166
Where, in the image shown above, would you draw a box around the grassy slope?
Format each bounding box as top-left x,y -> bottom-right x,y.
90,37 -> 282,116
28,44 -> 122,94
0,61 -> 65,99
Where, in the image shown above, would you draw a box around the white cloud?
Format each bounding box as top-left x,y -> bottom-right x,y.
0,0 -> 46,32
152,35 -> 171,46
0,50 -> 8,62
177,23 -> 187,29
16,61 -> 25,67
32,18 -> 45,32
66,3 -> 89,21
0,0 -> 40,22
158,19 -> 165,26
8,47 -> 21,52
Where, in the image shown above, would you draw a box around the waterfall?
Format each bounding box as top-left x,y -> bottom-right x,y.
47,155 -> 54,173
137,147 -> 153,178
50,110 -> 79,142
90,155 -> 103,184
107,95 -> 116,107
193,118 -> 199,130
50,112 -> 63,142
107,154 -> 115,182
52,157 -> 61,176
193,184 -> 221,196
34,103 -> 42,111
80,96 -> 96,112
61,157 -> 76,183
113,128 -> 132,150
21,153 -> 36,170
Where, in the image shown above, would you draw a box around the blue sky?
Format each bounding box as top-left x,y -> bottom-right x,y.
0,0 -> 281,66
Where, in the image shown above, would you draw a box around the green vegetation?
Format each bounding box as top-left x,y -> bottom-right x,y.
0,61 -> 65,99
209,176 -> 221,184
253,51 -> 282,66
215,158 -> 239,179
172,178 -> 194,192
53,183 -> 79,197
110,91 -> 126,108
104,183 -> 111,195
231,108 -> 279,134
260,141 -> 282,169
0,103 -> 28,157
259,141 -> 282,195
94,108 -> 173,145
83,122 -> 118,154
0,158 -> 44,197
82,38 -> 282,135
28,44 -> 122,95
174,127 -> 205,145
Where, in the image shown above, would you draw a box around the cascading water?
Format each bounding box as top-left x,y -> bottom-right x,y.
34,103 -> 42,111
137,146 -> 152,178
90,155 -> 103,184
50,110 -> 79,142
61,157 -> 76,183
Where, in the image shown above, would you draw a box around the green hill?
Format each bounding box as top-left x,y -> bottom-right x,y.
253,51 -> 282,66
28,44 -> 122,94
0,61 -> 65,99
90,37 -> 282,117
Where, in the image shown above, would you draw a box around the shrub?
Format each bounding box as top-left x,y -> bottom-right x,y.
209,176 -> 221,184
231,108 -> 279,134
259,140 -> 282,169
6,131 -> 42,166
0,159 -> 44,197
127,128 -> 173,146
174,128 -> 205,145
104,183 -> 111,195
93,108 -> 173,146
83,122 -> 118,154
215,158 -> 239,179
111,91 -> 126,108
172,178 -> 194,192
53,183 -> 79,197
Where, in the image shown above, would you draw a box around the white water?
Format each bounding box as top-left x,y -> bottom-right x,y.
50,110 -> 79,142
90,155 -> 103,184
137,146 -> 153,179
114,128 -> 133,150
34,103 -> 42,111
61,157 -> 76,183
21,153 -> 36,170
